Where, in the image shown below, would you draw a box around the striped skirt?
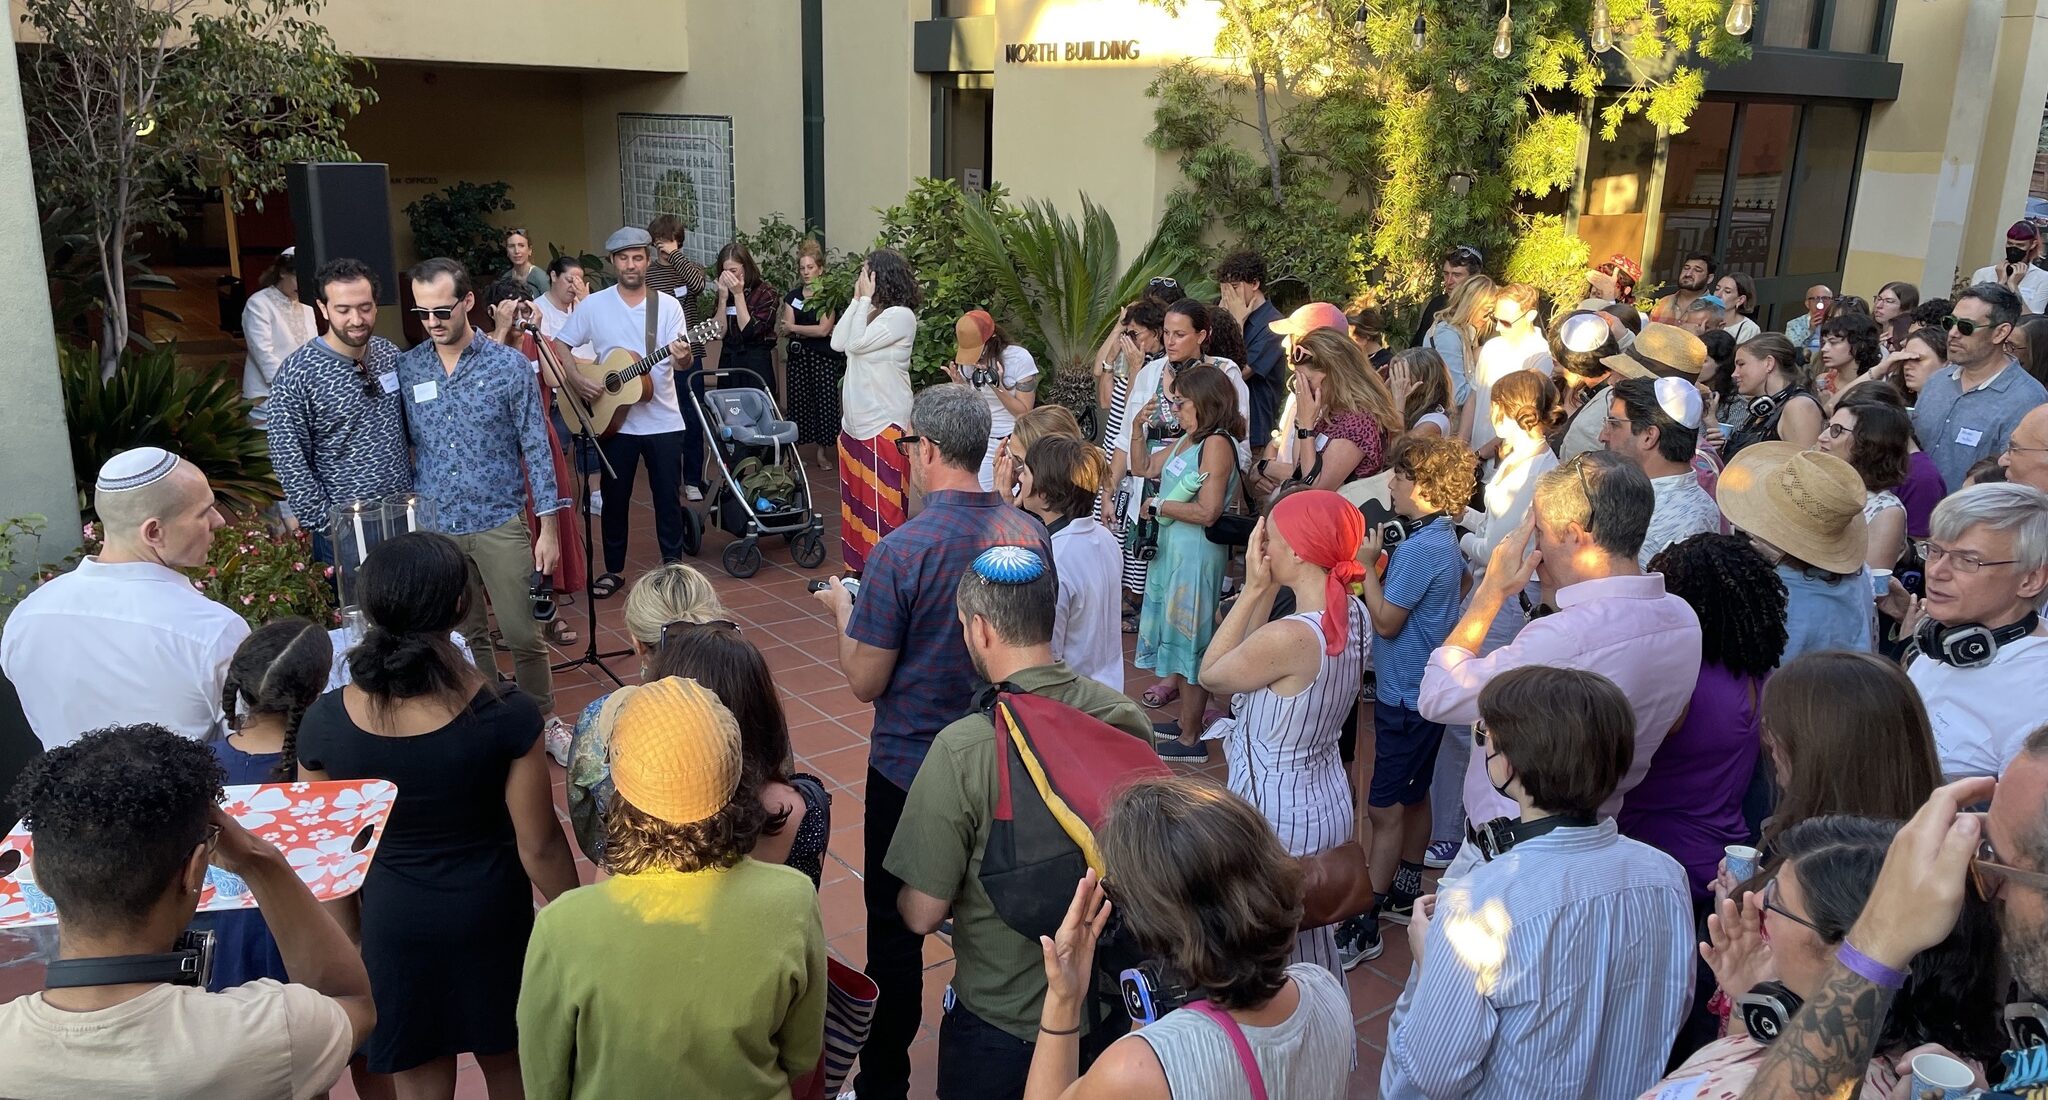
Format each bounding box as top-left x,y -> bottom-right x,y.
838,426 -> 908,574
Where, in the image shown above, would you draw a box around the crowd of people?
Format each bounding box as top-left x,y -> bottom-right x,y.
10,210 -> 2048,1100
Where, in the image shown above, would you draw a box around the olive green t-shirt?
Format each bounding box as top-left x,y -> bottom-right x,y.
883,661 -> 1151,1041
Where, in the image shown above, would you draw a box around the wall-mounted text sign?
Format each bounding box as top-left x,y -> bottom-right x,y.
1003,40 -> 1141,64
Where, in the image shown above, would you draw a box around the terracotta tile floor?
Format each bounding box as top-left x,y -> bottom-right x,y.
0,454 -> 1410,1099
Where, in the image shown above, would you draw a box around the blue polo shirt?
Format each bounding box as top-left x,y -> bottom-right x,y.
1372,517 -> 1463,709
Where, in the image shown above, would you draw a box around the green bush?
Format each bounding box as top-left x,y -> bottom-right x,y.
873,179 -> 1023,389
60,342 -> 278,519
404,180 -> 515,279
733,214 -> 859,321
69,518 -> 335,627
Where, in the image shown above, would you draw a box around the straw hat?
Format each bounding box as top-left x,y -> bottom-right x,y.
1603,322 -> 1707,380
1718,443 -> 1869,575
606,677 -> 743,826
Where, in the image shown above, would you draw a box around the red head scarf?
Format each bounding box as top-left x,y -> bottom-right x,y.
1270,490 -> 1366,656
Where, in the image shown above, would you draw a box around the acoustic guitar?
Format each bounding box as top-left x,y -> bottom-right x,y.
554,315 -> 724,437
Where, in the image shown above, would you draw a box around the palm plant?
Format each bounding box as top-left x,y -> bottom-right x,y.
956,192 -> 1203,408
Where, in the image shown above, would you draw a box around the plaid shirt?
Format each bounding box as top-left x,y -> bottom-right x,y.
397,331 -> 563,536
847,490 -> 1052,790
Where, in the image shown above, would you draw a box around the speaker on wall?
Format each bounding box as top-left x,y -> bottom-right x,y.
287,162 -> 398,305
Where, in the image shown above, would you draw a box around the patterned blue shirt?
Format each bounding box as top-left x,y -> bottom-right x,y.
846,489 -> 1051,790
264,336 -> 412,524
396,331 -> 563,536
1373,517 -> 1463,709
1382,821 -> 1694,1100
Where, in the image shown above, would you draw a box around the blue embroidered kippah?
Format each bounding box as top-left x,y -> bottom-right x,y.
972,545 -> 1046,584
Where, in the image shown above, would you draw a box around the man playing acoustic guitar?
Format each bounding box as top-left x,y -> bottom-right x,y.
551,226 -> 698,600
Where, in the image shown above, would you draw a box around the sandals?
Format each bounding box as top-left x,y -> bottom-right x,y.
1140,681 -> 1180,709
591,573 -> 624,600
544,619 -> 579,646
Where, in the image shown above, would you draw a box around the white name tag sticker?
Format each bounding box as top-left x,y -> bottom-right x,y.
412,380 -> 439,404
726,305 -> 738,316
1652,1078 -> 1704,1100
1957,427 -> 1985,448
791,297 -> 805,311
378,371 -> 399,394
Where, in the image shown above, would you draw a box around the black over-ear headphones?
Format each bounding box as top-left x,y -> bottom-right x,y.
1914,611 -> 2039,669
1745,383 -> 1798,423
43,930 -> 215,990
1737,981 -> 1803,1044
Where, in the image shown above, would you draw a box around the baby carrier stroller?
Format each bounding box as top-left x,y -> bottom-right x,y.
684,367 -> 829,578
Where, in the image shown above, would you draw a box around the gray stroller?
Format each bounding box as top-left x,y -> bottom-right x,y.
684,367 -> 828,578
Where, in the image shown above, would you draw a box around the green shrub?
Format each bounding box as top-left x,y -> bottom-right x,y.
60,342 -> 278,519
404,180 -> 515,279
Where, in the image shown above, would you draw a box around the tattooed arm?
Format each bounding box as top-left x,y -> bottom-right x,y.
1740,777 -> 1991,1100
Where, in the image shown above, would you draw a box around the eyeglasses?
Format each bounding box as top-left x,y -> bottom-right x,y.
893,435 -> 925,457
1805,294 -> 1834,306
1914,538 -> 2021,573
1601,415 -> 1636,434
1942,316 -> 1983,337
1760,878 -> 1822,934
1471,717 -> 1491,750
658,618 -> 741,649
1875,295 -> 1901,307
1972,831 -> 2048,900
410,305 -> 461,321
1820,421 -> 1853,440
2006,438 -> 2048,456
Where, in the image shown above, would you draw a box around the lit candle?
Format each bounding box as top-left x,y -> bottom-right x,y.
351,508 -> 367,563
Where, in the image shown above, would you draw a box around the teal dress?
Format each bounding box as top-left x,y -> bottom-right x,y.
1136,433 -> 1236,682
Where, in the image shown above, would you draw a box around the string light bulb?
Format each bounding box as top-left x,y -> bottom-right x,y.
1492,10 -> 1513,58
1725,0 -> 1754,35
1412,11 -> 1426,49
1590,0 -> 1614,52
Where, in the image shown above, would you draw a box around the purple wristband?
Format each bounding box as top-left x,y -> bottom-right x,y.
1836,941 -> 1908,989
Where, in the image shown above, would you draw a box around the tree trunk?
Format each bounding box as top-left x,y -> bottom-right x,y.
98,194 -> 131,380
1250,62 -> 1284,207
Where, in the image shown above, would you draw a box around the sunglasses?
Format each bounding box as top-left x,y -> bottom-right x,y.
1447,246 -> 1483,266
410,305 -> 462,321
1147,277 -> 1182,294
354,363 -> 382,401
1289,343 -> 1314,366
658,618 -> 741,649
1942,315 -> 1986,337
1471,717 -> 1491,750
893,434 -> 924,457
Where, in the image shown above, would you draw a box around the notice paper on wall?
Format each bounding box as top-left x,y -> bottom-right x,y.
0,779 -> 397,928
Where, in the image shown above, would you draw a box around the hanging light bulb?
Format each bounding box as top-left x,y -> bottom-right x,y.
1492,11 -> 1513,59
1412,10 -> 1426,49
1353,2 -> 1370,25
1725,0 -> 1754,35
1590,0 -> 1614,52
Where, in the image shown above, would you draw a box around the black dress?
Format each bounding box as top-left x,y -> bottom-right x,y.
295,684 -> 542,1073
784,285 -> 845,447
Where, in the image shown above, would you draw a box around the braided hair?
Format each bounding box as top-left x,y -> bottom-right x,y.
1646,533 -> 1787,680
220,618 -> 334,780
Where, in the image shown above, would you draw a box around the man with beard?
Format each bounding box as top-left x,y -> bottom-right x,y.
398,257 -> 569,754
1738,747 -> 2048,1098
1650,252 -> 1715,326
552,227 -> 697,599
264,258 -> 413,565
884,546 -> 1150,1100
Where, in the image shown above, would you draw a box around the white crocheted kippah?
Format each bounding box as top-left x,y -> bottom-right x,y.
95,447 -> 178,493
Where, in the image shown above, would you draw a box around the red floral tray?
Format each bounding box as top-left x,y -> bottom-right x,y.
0,779 -> 396,928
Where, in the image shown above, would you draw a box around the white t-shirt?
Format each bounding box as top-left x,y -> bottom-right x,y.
531,294 -> 594,360
0,979 -> 354,1100
553,286 -> 686,436
1049,516 -> 1126,691
972,345 -> 1043,490
1970,263 -> 2048,315
1469,328 -> 1551,454
1909,633 -> 2048,778
0,558 -> 250,747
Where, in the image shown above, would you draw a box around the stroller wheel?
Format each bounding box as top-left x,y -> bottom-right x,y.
680,504 -> 704,557
791,529 -> 827,570
723,538 -> 763,579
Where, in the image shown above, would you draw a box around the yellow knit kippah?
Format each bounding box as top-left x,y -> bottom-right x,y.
607,676 -> 743,826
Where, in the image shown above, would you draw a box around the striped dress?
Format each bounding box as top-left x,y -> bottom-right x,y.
1224,599 -> 1369,981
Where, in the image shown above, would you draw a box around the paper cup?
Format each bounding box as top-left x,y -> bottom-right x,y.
1908,1052 -> 1974,1099
1724,845 -> 1761,881
1870,568 -> 1893,600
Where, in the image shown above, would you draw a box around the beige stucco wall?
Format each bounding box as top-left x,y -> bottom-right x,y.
822,0 -> 932,250
0,37 -> 81,566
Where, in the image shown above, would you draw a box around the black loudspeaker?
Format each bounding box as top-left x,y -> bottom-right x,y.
287,162 -> 398,305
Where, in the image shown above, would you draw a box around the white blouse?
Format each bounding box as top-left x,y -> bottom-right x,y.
242,286 -> 316,421
832,299 -> 918,439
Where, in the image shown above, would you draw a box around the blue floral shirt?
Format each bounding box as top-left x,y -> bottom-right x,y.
397,331 -> 564,535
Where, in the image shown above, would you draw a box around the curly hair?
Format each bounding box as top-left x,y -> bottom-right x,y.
1911,298 -> 1952,329
1647,533 -> 1787,679
864,249 -> 922,315
1206,307 -> 1249,368
220,617 -> 334,780
12,724 -> 225,932
1213,250 -> 1268,288
1820,312 -> 1883,371
1389,434 -> 1479,515
602,783 -> 768,876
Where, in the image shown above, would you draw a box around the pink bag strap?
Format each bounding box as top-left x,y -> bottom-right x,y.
1184,1001 -> 1268,1100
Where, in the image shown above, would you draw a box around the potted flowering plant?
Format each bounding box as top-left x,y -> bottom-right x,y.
66,518 -> 337,627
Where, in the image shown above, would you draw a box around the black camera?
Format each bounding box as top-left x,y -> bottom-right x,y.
969,363 -> 999,388
529,570 -> 555,622
1360,499 -> 1412,551
808,577 -> 860,601
1130,513 -> 1160,562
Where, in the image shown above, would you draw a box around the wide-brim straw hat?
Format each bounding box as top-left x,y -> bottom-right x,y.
1718,442 -> 1869,575
1603,322 -> 1707,380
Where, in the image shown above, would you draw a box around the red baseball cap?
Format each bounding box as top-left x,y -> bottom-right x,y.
1269,302 -> 1350,339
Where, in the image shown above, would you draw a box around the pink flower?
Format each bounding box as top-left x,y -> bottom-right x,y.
323,566 -> 335,578
207,567 -> 218,577
292,561 -> 306,572
81,522 -> 96,541
267,594 -> 279,602
240,595 -> 255,606
237,544 -> 252,554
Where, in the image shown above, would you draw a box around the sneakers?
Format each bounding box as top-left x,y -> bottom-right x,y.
1424,839 -> 1460,869
684,484 -> 704,502
588,489 -> 603,516
1155,738 -> 1208,762
1379,895 -> 1415,926
543,716 -> 573,767
1151,720 -> 1182,742
1335,915 -> 1382,970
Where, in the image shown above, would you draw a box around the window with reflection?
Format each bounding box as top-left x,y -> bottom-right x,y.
1580,111 -> 1659,268
1760,0 -> 1888,53
1652,103 -> 1735,285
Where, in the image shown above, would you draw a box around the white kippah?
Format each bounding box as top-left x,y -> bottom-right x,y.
95,447 -> 178,493
1654,376 -> 1705,429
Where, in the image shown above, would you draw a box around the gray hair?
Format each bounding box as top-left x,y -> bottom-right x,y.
912,383 -> 992,472
1530,450 -> 1652,562
1929,482 -> 2048,573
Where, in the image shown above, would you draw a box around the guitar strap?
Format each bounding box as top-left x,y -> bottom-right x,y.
647,279 -> 662,360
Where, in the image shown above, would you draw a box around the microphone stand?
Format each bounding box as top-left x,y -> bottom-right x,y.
528,321 -> 632,687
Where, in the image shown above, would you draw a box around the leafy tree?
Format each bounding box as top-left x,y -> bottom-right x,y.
1145,0 -> 1745,323
872,178 -> 1025,389
19,0 -> 375,376
404,180 -> 516,281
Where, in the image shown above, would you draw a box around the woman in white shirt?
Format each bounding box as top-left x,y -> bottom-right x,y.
947,309 -> 1039,491
241,250 -> 316,429
830,249 -> 921,574
1715,272 -> 1763,344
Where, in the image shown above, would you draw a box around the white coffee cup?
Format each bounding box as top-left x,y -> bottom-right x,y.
1870,568 -> 1893,600
1724,845 -> 1761,881
1908,1051 -> 1974,1099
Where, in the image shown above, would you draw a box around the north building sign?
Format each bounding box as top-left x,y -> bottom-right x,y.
1002,40 -> 1141,63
